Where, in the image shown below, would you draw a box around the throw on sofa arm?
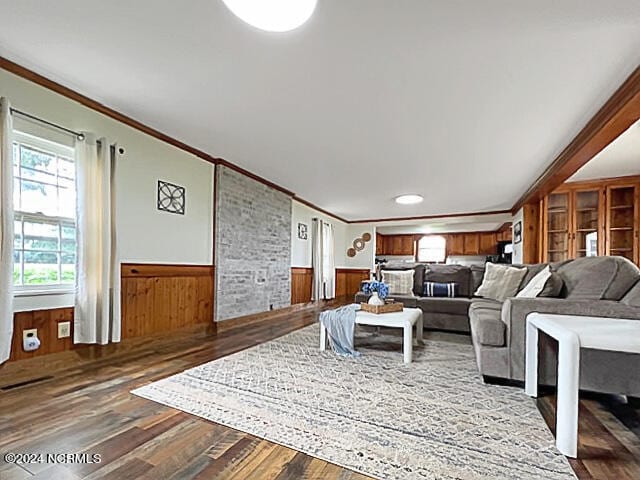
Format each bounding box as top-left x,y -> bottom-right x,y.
501,297 -> 640,380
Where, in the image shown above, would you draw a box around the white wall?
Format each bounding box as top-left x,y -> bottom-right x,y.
290,200 -> 374,270
511,208 -> 524,264
1,69 -> 214,311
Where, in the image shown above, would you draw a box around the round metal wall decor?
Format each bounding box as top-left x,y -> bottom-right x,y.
362,232 -> 372,242
353,238 -> 365,251
346,248 -> 357,257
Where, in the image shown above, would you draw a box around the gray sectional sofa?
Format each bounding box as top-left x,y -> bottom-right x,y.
355,256 -> 640,396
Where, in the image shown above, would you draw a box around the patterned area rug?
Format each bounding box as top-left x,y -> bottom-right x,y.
132,324 -> 575,479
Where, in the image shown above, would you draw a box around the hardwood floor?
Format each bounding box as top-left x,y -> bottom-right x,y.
1,302 -> 638,479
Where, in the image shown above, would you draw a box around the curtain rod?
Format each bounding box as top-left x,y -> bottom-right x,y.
10,107 -> 85,140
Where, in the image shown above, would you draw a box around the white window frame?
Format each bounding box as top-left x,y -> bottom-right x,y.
12,130 -> 76,296
416,235 -> 447,263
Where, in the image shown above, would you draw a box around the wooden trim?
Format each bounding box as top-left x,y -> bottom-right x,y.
292,196 -> 349,223
121,263 -> 214,278
558,174 -> 640,192
351,209 -> 511,224
0,56 -> 217,165
512,66 -> 640,213
335,268 -> 371,275
291,267 -> 313,274
216,159 -> 295,197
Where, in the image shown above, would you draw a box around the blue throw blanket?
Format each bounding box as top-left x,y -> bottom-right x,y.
319,304 -> 361,357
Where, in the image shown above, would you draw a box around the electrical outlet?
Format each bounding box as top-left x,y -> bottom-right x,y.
58,321 -> 71,339
23,328 -> 37,342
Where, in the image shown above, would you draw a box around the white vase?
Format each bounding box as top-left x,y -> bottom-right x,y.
368,292 -> 385,306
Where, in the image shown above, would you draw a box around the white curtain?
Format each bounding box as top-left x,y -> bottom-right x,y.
311,218 -> 336,301
0,98 -> 14,363
74,134 -> 121,344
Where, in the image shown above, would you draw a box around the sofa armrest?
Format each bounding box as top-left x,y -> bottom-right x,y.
502,298 -> 640,379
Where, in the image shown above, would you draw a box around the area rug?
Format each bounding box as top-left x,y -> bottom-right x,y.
132,324 -> 575,479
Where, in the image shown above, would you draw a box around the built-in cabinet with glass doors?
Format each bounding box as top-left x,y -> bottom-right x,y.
541,177 -> 639,266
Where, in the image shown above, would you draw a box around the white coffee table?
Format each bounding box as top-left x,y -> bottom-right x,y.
319,307 -> 423,363
525,313 -> 640,458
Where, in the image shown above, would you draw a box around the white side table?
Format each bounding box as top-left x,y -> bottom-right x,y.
525,313 -> 640,458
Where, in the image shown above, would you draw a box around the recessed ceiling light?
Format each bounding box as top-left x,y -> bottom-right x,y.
221,0 -> 317,32
395,194 -> 424,205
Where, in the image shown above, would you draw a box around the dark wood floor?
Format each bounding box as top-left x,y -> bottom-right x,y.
1,303 -> 639,479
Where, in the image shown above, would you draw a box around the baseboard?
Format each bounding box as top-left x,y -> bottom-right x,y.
215,300 -> 332,334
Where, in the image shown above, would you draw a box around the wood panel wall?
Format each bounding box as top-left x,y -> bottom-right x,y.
10,307 -> 74,362
291,267 -> 313,304
335,268 -> 371,298
121,263 -> 214,338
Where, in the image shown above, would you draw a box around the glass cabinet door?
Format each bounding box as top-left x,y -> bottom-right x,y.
573,190 -> 600,257
546,192 -> 570,262
607,185 -> 636,262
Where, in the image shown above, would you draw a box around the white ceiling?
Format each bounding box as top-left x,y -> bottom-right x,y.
569,119 -> 640,182
0,1 -> 639,221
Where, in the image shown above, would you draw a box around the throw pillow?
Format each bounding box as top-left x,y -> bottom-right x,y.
516,266 -> 552,298
474,263 -> 527,301
538,272 -> 564,297
423,282 -> 458,298
381,270 -> 414,296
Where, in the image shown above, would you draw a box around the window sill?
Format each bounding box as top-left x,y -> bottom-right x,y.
14,288 -> 75,298
13,289 -> 75,313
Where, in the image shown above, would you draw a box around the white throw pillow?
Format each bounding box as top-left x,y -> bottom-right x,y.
474,263 -> 527,301
516,265 -> 552,298
381,270 -> 414,296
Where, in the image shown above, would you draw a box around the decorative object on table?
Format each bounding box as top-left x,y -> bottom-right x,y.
513,221 -> 522,244
346,247 -> 356,258
297,222 -> 308,240
360,302 -> 404,314
353,238 -> 365,251
362,232 -> 371,242
362,280 -> 389,305
157,180 -> 185,215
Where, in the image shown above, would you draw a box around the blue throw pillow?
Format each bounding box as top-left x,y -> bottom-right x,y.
423,282 -> 458,298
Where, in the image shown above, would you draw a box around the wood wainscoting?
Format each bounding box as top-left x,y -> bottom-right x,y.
291,267 -> 371,304
10,307 -> 74,362
335,268 -> 371,298
291,267 -> 313,304
121,263 -> 214,338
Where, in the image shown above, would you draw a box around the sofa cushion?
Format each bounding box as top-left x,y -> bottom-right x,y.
470,265 -> 485,295
381,270 -> 415,296
557,256 -> 640,301
418,297 -> 472,316
384,294 -> 418,308
474,263 -> 528,301
469,298 -> 503,312
622,279 -> 640,307
469,306 -> 505,347
424,265 -> 472,297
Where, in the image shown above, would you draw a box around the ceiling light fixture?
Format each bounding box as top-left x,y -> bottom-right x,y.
221,0 -> 317,32
395,194 -> 424,205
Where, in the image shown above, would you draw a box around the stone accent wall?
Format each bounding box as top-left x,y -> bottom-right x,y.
215,166 -> 292,321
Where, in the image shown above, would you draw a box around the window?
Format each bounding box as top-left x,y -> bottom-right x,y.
416,235 -> 446,263
12,131 -> 76,291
